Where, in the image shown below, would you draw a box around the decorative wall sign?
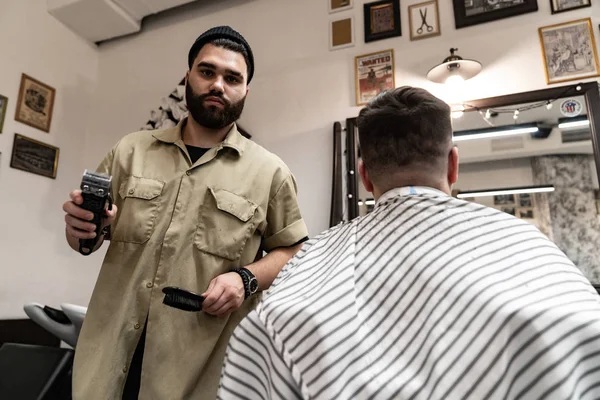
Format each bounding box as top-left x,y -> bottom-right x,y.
560,98 -> 583,117
330,16 -> 355,50
355,49 -> 395,106
452,0 -> 538,29
10,133 -> 59,179
539,18 -> 600,84
409,0 -> 441,41
550,0 -> 591,14
364,0 -> 401,43
329,0 -> 353,13
0,94 -> 7,134
14,74 -> 55,133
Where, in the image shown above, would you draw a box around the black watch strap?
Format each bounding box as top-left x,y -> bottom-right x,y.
231,268 -> 258,299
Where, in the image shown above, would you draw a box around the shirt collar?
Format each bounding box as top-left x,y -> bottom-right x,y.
376,186 -> 449,207
151,117 -> 246,156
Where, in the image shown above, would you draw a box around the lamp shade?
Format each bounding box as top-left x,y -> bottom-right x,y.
427,48 -> 482,84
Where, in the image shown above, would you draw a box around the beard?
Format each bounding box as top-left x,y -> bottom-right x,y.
185,83 -> 245,130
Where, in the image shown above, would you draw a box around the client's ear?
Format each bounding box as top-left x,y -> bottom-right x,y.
359,160 -> 374,193
448,146 -> 459,185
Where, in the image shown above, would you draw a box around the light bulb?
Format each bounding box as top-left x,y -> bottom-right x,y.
445,74 -> 465,86
485,109 -> 491,119
513,110 -> 519,120
546,102 -> 553,110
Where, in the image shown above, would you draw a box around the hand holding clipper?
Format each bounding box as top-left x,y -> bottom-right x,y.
77,170 -> 114,255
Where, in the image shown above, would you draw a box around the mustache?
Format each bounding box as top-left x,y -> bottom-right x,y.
197,91 -> 229,106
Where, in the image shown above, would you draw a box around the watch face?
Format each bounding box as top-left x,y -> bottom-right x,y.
249,278 -> 259,293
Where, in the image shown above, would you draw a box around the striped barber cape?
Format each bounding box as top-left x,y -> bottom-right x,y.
218,186 -> 600,400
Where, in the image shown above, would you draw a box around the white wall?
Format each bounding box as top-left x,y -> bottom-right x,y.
86,0 -> 600,239
0,1 -> 100,318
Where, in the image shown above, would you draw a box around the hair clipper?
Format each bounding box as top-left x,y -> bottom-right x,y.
79,169 -> 113,256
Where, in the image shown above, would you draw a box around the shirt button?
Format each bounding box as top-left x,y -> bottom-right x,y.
146,282 -> 153,288
186,171 -> 191,176
122,366 -> 128,373
128,188 -> 134,195
134,323 -> 140,329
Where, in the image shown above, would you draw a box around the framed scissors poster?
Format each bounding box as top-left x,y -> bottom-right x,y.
409,0 -> 441,41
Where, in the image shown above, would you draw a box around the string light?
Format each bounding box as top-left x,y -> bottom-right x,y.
513,110 -> 519,120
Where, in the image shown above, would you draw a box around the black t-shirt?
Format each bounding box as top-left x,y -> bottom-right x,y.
186,145 -> 210,164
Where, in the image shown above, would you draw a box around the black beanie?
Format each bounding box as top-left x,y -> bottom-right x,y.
188,26 -> 255,84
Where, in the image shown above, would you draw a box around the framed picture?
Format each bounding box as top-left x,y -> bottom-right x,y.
539,18 -> 600,84
355,49 -> 395,106
550,0 -> 591,14
14,73 -> 56,133
329,0 -> 353,13
518,193 -> 532,207
0,94 -> 7,134
493,194 -> 516,205
409,0 -> 441,41
330,16 -> 355,50
452,0 -> 538,29
363,0 -> 401,43
10,133 -> 59,179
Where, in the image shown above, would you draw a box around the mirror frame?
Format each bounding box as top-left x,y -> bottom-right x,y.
331,81 -> 600,226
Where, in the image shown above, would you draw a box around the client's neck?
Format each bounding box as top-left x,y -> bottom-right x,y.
373,170 -> 450,200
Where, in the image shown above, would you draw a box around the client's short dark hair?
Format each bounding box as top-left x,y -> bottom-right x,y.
357,86 -> 453,182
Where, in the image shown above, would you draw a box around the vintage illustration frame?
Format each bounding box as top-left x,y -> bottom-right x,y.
452,0 -> 538,29
364,0 -> 401,43
538,18 -> 600,84
330,16 -> 355,50
355,49 -> 396,106
14,73 -> 56,133
0,94 -> 7,134
550,0 -> 591,14
10,133 -> 60,179
408,0 -> 441,41
329,0 -> 354,13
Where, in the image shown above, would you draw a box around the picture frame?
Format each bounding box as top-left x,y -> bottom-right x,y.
452,0 -> 538,29
329,0 -> 353,13
10,133 -> 59,179
550,0 -> 591,14
363,0 -> 401,43
539,18 -> 600,84
355,49 -> 395,106
14,73 -> 56,133
0,94 -> 7,134
409,0 -> 441,41
329,16 -> 355,51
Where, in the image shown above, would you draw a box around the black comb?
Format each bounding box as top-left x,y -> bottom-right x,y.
162,287 -> 204,312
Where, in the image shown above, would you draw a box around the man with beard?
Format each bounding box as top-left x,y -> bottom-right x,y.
61,26 -> 309,399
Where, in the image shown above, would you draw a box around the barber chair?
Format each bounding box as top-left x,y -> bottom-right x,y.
0,303 -> 87,400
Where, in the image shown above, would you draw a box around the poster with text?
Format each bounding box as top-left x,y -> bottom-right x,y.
355,49 -> 395,106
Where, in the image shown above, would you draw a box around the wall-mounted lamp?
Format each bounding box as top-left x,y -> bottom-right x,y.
426,48 -> 482,84
456,185 -> 555,199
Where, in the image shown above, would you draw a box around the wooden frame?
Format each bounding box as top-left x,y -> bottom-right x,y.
408,0 -> 441,41
538,18 -> 600,85
354,49 -> 396,106
329,0 -> 353,13
14,73 -> 56,133
329,16 -> 355,51
0,94 -> 7,134
452,0 -> 538,29
550,0 -> 591,14
10,133 -> 60,179
363,0 -> 401,43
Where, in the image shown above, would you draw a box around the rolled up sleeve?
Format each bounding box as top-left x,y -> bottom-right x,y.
262,175 -> 308,252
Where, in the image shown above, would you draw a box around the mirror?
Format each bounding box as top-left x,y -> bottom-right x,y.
331,82 -> 600,287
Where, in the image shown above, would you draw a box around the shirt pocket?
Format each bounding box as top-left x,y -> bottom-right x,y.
112,176 -> 164,244
195,187 -> 258,261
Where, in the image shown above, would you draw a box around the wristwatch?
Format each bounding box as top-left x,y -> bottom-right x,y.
231,268 -> 259,299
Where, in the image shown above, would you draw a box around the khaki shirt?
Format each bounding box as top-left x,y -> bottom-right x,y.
72,118 -> 308,400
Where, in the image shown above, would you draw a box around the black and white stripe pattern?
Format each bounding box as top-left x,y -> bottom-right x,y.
218,188 -> 600,400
